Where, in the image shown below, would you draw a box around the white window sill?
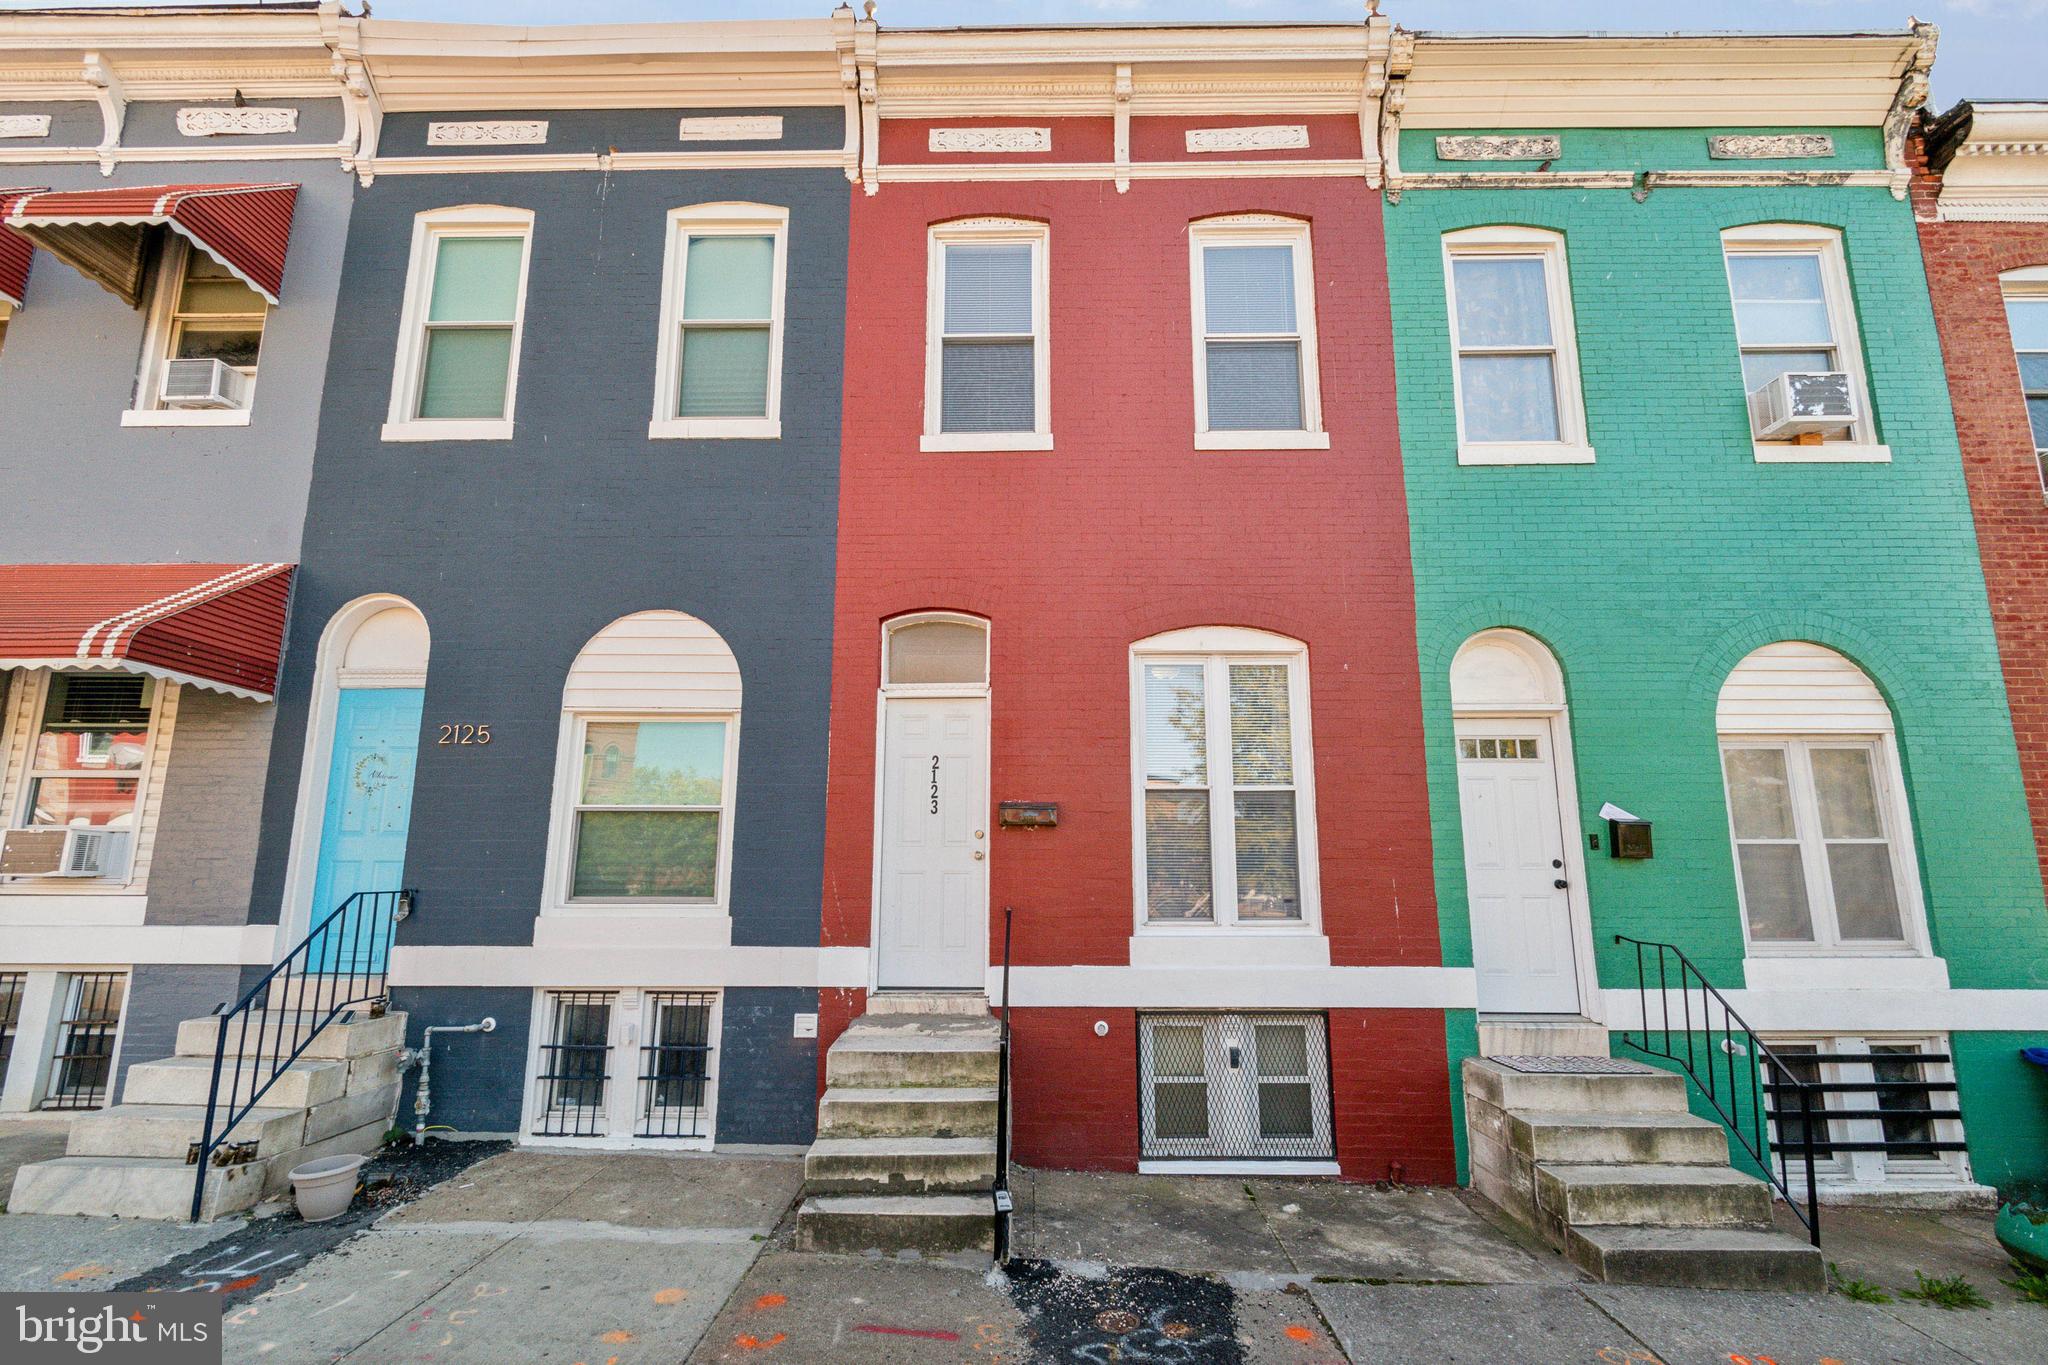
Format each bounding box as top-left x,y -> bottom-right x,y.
1195,430 -> 1331,452
382,419 -> 514,443
1458,442 -> 1596,466
1743,953 -> 1948,994
648,418 -> 781,441
1128,929 -> 1330,970
920,432 -> 1053,453
1753,442 -> 1891,464
1139,1160 -> 1340,1176
121,409 -> 251,428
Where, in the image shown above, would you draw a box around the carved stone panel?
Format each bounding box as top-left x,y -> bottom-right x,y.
678,116 -> 784,142
427,120 -> 549,147
1707,134 -> 1835,160
1185,125 -> 1311,154
1435,135 -> 1562,162
176,107 -> 299,137
929,127 -> 1051,154
0,114 -> 52,140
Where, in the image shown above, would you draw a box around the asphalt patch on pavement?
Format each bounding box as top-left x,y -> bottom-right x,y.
110,1137 -> 507,1309
1005,1258 -> 1245,1363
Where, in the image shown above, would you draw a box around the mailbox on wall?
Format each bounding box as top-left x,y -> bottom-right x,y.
1599,802 -> 1653,860
998,801 -> 1058,829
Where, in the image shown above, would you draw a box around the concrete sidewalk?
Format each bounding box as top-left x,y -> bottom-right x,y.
220,1149 -> 804,1365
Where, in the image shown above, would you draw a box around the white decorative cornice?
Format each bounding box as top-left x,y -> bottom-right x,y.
1186,125 -> 1308,154
1708,133 -> 1833,160
427,119 -> 547,147
1954,141 -> 2048,158
81,51 -> 124,175
678,115 -> 782,142
929,126 -> 1050,153
1936,196 -> 2048,222
1435,134 -> 1560,162
177,106 -> 298,137
0,114 -> 50,139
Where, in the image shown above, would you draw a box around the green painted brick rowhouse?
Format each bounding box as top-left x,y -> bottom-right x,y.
1385,124 -> 2048,1196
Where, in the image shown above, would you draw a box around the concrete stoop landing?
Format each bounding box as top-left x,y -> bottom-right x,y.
797,993 -> 998,1256
1464,1056 -> 1825,1292
8,1009 -> 406,1222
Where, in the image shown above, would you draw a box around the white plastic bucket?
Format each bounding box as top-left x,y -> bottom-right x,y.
288,1154 -> 369,1222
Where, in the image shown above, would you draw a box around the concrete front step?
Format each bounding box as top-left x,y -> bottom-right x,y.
864,992 -> 990,1017
1479,1017 -> 1611,1058
66,1103 -> 307,1162
7,1154 -> 266,1222
1464,1057 -> 1689,1117
1535,1163 -> 1773,1233
825,1017 -> 1001,1090
123,1048 -> 403,1111
804,1137 -> 997,1194
795,1194 -> 994,1256
1566,1225 -> 1826,1292
817,1086 -> 999,1139
174,1010 -> 405,1062
1507,1110 -> 1730,1167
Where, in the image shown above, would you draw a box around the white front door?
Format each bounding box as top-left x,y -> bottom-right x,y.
877,696 -> 988,989
1456,718 -> 1580,1014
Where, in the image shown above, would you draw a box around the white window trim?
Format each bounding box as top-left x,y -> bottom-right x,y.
1761,1033 -> 1977,1193
880,611 -> 991,698
126,235 -> 266,427
382,204 -> 535,443
1189,216 -> 1328,452
1129,626 -> 1322,937
518,986 -> 721,1151
648,202 -> 789,441
540,709 -> 741,918
1722,223 -> 1887,464
1442,225 -> 1594,467
2001,266 -> 2048,496
922,218 -> 1051,453
0,670 -> 170,892
1719,733 -> 1931,960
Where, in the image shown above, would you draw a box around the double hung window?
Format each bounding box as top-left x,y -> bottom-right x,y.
1442,227 -> 1589,463
1190,218 -> 1325,449
651,205 -> 787,438
2004,276 -> 2048,490
385,208 -> 533,440
568,719 -> 733,904
1721,225 -> 1879,456
924,221 -> 1049,451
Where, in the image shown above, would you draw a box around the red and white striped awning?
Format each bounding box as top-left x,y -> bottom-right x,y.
0,564 -> 296,701
3,183 -> 299,307
0,188 -> 40,310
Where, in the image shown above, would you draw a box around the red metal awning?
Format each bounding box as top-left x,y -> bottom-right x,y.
3,183 -> 299,307
0,564 -> 296,701
0,188 -> 41,310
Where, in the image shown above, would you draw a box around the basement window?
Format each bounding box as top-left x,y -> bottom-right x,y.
1762,1035 -> 1974,1193
527,988 -> 719,1147
1138,1012 -> 1333,1171
38,971 -> 125,1111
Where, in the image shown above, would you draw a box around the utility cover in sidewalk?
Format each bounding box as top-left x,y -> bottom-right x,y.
1490,1056 -> 1658,1074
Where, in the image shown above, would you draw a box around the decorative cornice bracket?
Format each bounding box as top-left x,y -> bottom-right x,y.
1882,22 -> 1938,200
1114,63 -> 1132,194
83,52 -> 125,175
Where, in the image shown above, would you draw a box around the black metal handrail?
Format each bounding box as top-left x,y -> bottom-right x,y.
188,889 -> 413,1222
1613,934 -> 1821,1247
992,904 -> 1016,1262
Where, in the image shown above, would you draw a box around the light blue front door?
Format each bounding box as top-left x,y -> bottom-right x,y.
308,688 -> 423,973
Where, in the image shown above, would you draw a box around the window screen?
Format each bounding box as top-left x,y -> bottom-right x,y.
940,242 -> 1036,433
1201,244 -> 1303,432
417,235 -> 524,420
677,234 -> 775,418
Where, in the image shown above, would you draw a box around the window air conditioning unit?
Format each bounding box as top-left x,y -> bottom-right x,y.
0,827 -> 131,879
160,357 -> 251,411
1747,371 -> 1856,440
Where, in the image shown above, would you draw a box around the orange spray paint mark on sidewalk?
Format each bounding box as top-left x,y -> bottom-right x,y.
654,1288 -> 687,1305
751,1293 -> 787,1310
735,1332 -> 786,1350
599,1329 -> 633,1344
1285,1324 -> 1317,1342
56,1264 -> 109,1282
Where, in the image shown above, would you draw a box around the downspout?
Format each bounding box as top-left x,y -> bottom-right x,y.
406,1018 -> 496,1146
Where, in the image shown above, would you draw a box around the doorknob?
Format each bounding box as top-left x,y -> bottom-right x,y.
1553,878 -> 1569,890
975,830 -> 985,839
1552,858 -> 1564,869
974,850 -> 986,861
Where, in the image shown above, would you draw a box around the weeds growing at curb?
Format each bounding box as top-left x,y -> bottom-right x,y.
2004,1267 -> 2048,1306
1900,1271 -> 1990,1309
1829,1265 -> 1893,1303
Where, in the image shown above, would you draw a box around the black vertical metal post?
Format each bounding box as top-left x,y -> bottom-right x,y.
993,905 -> 1015,1263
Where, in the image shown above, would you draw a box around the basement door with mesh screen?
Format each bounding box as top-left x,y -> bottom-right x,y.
1140,1012 -> 1333,1164
525,988 -> 719,1149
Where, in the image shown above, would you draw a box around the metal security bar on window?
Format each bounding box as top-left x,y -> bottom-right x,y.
533,991 -> 614,1137
1139,1012 -> 1332,1161
0,971 -> 24,1080
41,972 -> 125,1110
1763,1046 -> 1967,1168
636,992 -> 714,1139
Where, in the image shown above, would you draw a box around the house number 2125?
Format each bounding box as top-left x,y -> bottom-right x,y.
930,756 -> 940,814
437,724 -> 491,746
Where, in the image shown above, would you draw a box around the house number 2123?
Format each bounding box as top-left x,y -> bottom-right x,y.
437,723 -> 491,746
930,756 -> 940,814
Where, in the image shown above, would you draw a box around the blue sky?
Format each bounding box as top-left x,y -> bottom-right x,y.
10,1 -> 2044,106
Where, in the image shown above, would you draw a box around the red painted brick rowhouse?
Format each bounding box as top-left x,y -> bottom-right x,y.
1914,105 -> 2048,890
819,22 -> 1455,1183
